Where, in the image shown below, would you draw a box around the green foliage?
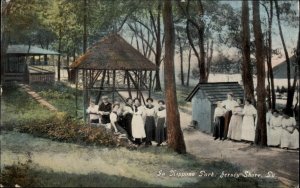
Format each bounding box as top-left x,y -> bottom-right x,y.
0,160 -> 37,187
18,112 -> 133,148
1,84 -> 56,129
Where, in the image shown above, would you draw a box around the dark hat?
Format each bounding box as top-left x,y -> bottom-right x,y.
146,97 -> 153,102
158,100 -> 165,105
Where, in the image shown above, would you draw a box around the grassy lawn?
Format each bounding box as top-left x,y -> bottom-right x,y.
30,82 -> 84,118
1,131 -> 280,187
1,84 -> 56,130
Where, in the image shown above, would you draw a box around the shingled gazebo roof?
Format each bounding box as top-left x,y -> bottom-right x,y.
70,34 -> 157,70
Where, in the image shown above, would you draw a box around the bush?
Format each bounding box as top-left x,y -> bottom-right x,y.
19,112 -> 134,149
0,160 -> 37,187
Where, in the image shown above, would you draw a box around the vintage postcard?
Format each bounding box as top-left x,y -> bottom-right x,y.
0,0 -> 299,187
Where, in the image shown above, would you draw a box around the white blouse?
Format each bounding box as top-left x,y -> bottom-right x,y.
282,117 -> 296,132
222,99 -> 239,111
110,112 -> 118,123
214,107 -> 226,119
87,105 -> 99,120
157,108 -> 166,118
270,116 -> 282,128
144,105 -> 156,116
242,104 -> 257,117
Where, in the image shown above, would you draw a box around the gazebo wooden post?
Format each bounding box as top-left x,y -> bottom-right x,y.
112,70 -> 116,103
75,68 -> 78,118
126,70 -> 132,99
83,69 -> 87,122
148,71 -> 152,98
96,70 -> 106,104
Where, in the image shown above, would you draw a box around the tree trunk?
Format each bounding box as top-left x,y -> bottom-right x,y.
163,0 -> 186,154
241,0 -> 255,104
57,28 -> 62,81
274,0 -> 294,111
178,36 -> 184,86
186,47 -> 191,86
268,0 -> 276,109
253,0 -> 267,146
154,1 -> 162,91
83,0 -> 88,53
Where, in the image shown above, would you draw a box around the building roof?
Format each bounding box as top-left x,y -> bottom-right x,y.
185,82 -> 244,104
7,45 -> 60,55
70,34 -> 157,70
273,55 -> 298,79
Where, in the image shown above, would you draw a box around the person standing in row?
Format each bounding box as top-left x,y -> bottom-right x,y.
131,98 -> 146,145
110,103 -> 128,136
123,98 -> 134,139
241,99 -> 257,143
222,93 -> 239,140
156,100 -> 166,146
280,111 -> 298,149
227,98 -> 243,141
86,98 -> 100,124
98,96 -> 112,128
267,110 -> 282,147
144,98 -> 156,146
213,101 -> 227,140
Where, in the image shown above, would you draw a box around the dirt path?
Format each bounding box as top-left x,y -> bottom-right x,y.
18,84 -> 58,112
179,110 -> 299,187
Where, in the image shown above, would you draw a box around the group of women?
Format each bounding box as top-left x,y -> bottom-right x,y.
266,109 -> 299,149
213,93 -> 299,150
87,96 -> 167,146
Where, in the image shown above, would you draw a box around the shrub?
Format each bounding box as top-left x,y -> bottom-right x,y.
0,160 -> 37,187
19,112 -> 134,149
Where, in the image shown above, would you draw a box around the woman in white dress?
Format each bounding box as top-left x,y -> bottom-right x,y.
241,99 -> 257,143
131,98 -> 146,145
267,110 -> 282,147
281,111 -> 298,149
227,99 -> 243,141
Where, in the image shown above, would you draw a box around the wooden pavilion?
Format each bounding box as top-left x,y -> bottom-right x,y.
70,34 -> 157,119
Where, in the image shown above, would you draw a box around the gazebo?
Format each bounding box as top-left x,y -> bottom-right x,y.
70,34 -> 157,119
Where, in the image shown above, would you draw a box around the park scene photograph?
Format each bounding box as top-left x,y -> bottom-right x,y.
0,0 -> 299,187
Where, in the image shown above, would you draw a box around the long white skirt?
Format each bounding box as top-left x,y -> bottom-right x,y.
131,114 -> 146,139
290,129 -> 299,149
267,126 -> 281,146
280,130 -> 291,148
241,116 -> 256,142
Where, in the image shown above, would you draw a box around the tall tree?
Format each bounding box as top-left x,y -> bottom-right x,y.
241,0 -> 255,104
163,0 -> 186,154
262,0 -> 276,109
274,0 -> 296,113
253,0 -> 267,146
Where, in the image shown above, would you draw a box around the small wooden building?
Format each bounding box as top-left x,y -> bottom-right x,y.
4,45 -> 59,83
186,82 -> 244,134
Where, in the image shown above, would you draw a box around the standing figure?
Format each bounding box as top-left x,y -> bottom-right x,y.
131,98 -> 146,145
213,101 -> 227,140
267,110 -> 282,147
144,98 -> 156,146
110,103 -> 128,136
155,100 -> 166,146
281,111 -> 298,149
227,98 -> 243,141
241,99 -> 257,143
123,98 -> 134,139
86,98 -> 99,124
222,93 -> 239,140
266,107 -> 273,136
98,96 -> 112,128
